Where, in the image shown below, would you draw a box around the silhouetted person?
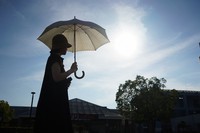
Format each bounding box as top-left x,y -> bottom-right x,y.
34,34 -> 77,133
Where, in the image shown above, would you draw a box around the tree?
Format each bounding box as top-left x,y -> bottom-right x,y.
0,100 -> 14,124
115,75 -> 178,133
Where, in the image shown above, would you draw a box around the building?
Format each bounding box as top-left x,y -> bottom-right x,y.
9,90 -> 200,133
11,98 -> 122,133
69,98 -> 122,133
171,90 -> 200,132
173,90 -> 200,117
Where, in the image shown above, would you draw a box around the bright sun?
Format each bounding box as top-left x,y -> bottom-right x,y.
112,25 -> 145,59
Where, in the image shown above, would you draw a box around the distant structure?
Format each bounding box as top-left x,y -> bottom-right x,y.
10,90 -> 200,133
171,90 -> 200,132
11,98 -> 122,133
173,90 -> 200,117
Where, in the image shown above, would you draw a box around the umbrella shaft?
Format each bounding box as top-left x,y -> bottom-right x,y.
74,24 -> 76,62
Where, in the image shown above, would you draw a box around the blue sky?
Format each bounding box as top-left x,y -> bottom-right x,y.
0,0 -> 200,109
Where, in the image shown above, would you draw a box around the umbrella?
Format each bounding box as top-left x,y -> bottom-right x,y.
38,16 -> 110,79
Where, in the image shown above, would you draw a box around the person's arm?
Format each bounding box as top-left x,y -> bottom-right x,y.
51,62 -> 77,82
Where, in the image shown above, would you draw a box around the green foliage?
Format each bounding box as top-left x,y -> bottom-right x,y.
0,100 -> 14,123
115,75 -> 178,122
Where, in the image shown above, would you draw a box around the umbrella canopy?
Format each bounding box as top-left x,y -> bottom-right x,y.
38,17 -> 109,52
38,17 -> 110,79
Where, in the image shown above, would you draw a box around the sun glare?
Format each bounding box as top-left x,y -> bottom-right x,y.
112,27 -> 144,59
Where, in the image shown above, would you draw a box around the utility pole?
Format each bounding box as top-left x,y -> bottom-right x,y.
29,92 -> 35,118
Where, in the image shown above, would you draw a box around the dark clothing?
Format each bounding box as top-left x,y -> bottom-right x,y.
34,53 -> 73,133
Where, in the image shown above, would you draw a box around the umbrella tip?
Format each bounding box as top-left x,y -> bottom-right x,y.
74,16 -> 76,19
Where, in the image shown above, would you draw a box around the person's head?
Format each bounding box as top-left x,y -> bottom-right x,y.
51,34 -> 72,55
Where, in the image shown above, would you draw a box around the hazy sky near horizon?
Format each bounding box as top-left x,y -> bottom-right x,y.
0,0 -> 200,108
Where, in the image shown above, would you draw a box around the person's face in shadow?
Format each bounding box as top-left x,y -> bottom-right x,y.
60,46 -> 67,55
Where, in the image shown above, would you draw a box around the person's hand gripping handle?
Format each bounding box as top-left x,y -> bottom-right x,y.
71,62 -> 85,79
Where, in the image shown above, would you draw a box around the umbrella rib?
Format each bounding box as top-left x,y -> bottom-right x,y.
76,25 -> 97,50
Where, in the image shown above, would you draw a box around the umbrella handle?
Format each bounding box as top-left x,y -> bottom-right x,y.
74,71 -> 85,79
